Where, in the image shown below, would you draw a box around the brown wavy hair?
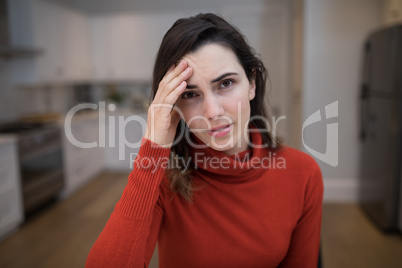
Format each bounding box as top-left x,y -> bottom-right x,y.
150,13 -> 280,202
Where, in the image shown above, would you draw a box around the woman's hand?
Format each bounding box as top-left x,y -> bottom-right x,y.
144,61 -> 192,148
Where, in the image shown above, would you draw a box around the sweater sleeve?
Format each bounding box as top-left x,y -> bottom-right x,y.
279,162 -> 324,268
85,138 -> 171,268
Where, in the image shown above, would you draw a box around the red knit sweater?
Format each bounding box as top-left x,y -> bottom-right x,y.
86,129 -> 323,268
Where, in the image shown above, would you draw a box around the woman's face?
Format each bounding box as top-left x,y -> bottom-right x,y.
175,43 -> 256,155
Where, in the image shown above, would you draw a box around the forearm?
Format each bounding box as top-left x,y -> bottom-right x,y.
86,138 -> 170,268
279,164 -> 324,268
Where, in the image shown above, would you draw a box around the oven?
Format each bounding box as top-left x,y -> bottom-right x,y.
0,122 -> 64,216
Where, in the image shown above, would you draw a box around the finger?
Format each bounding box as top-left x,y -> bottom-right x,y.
163,64 -> 175,79
163,66 -> 192,99
164,80 -> 187,105
154,62 -> 185,103
170,65 -> 193,86
155,66 -> 192,103
163,60 -> 188,84
148,81 -> 187,117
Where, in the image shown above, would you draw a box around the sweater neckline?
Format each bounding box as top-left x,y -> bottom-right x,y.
189,124 -> 270,182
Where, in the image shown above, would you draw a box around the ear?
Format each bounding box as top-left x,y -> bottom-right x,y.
249,73 -> 256,101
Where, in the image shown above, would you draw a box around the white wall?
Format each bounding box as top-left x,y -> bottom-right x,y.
302,0 -> 381,201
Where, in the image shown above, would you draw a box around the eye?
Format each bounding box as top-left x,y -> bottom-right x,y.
219,79 -> 234,89
181,91 -> 198,99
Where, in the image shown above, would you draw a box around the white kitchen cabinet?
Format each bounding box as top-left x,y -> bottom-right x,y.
89,15 -> 154,82
89,12 -> 184,82
10,0 -> 91,86
57,7 -> 91,82
0,138 -> 24,241
104,109 -> 147,171
87,16 -> 116,80
60,113 -> 104,198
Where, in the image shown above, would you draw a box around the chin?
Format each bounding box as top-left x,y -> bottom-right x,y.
205,137 -> 237,151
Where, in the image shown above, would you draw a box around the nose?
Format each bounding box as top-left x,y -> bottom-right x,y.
203,94 -> 224,120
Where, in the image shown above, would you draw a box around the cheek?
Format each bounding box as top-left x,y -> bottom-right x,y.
227,90 -> 251,115
177,105 -> 201,128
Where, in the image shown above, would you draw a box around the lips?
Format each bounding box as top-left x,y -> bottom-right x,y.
208,124 -> 231,131
206,124 -> 232,138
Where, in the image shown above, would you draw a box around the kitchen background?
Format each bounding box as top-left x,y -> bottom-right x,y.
0,0 -> 401,267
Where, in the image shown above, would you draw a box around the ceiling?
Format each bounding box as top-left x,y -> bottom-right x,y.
43,0 -> 266,14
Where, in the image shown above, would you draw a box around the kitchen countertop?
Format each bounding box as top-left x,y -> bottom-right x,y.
61,107 -> 147,123
105,107 -> 147,116
0,135 -> 17,147
60,109 -> 100,124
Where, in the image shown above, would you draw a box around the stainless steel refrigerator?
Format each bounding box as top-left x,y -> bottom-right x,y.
359,24 -> 402,232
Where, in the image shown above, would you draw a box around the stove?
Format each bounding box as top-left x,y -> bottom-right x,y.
0,122 -> 46,134
0,121 -> 65,216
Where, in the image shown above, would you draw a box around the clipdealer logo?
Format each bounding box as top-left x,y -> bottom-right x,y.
64,100 -> 339,168
302,101 -> 338,167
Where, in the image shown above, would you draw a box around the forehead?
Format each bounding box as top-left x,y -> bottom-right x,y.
181,44 -> 244,78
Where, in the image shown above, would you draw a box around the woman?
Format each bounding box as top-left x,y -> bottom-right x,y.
86,13 -> 323,268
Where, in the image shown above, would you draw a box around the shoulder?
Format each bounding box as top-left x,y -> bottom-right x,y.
269,146 -> 323,188
275,146 -> 324,204
274,146 -> 320,173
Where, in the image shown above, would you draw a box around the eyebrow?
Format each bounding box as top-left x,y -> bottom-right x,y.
186,72 -> 239,89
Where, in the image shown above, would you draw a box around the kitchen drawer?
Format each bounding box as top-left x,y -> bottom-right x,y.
64,147 -> 95,171
0,143 -> 20,195
0,189 -> 23,239
0,143 -> 17,167
63,134 -> 95,160
63,143 -> 88,166
62,154 -> 101,198
61,115 -> 104,198
65,155 -> 87,182
63,119 -> 100,163
66,149 -> 101,177
0,164 -> 17,194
